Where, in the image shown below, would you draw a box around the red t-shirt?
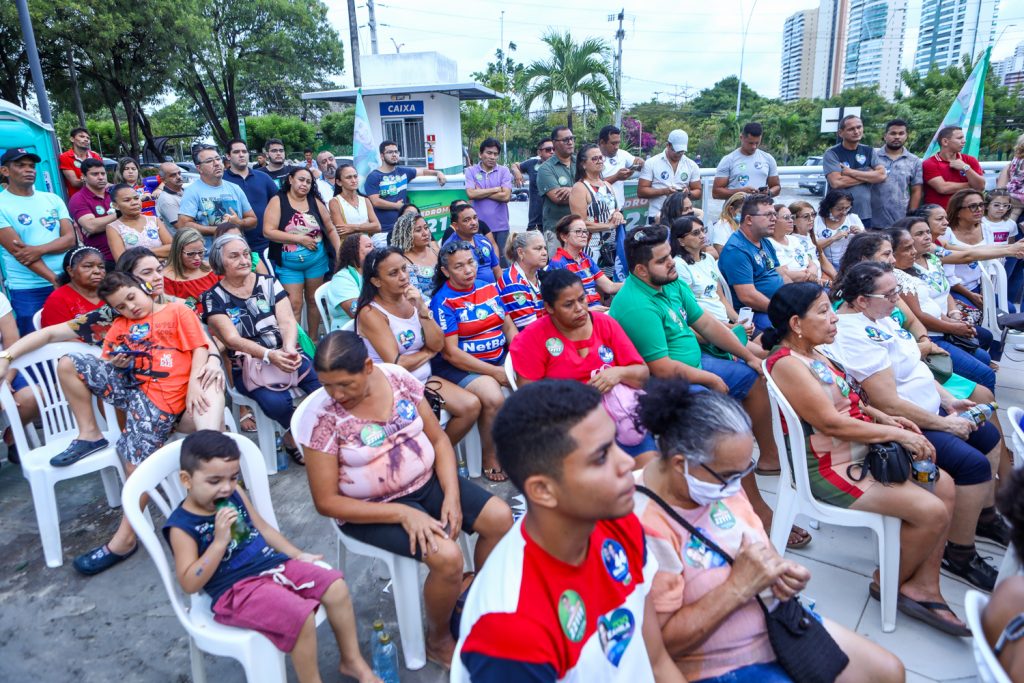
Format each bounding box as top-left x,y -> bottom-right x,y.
163,271 -> 221,316
41,285 -> 104,327
921,153 -> 983,209
59,149 -> 102,199
510,311 -> 644,383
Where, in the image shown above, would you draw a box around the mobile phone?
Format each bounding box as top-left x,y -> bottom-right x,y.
737,307 -> 754,325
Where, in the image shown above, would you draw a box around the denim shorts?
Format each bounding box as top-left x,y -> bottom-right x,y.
700,354 -> 758,400
275,245 -> 330,285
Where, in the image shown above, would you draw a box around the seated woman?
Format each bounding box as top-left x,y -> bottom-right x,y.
548,214 -> 621,309
326,233 -> 374,330
105,183 -> 172,261
430,241 -> 516,482
790,200 -> 834,282
814,189 -> 865,271
831,261 -> 1006,591
202,233 -> 321,464
161,228 -> 222,315
769,203 -> 820,283
113,157 -> 156,216
766,282 -> 966,635
708,191 -> 745,255
298,331 -> 513,667
983,467 -> 1024,681
633,377 -> 905,683
213,222 -> 270,275
509,268 -> 658,465
355,246 -> 481,446
0,291 -> 40,464
41,246 -> 106,327
390,211 -> 439,299
497,230 -> 547,331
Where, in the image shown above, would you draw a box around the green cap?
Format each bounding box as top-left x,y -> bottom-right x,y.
379,633 -> 392,645
373,620 -> 384,632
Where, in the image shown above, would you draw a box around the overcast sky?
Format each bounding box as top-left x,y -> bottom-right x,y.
321,0 -> 1024,105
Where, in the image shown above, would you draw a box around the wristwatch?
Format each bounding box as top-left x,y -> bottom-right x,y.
0,350 -> 12,362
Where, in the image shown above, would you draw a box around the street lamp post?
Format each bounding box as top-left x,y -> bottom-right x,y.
735,0 -> 760,120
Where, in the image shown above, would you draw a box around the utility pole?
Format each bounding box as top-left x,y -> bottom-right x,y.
736,0 -> 760,120
367,0 -> 379,55
500,10 -> 508,162
347,0 -> 362,86
15,0 -> 53,127
609,10 -> 625,127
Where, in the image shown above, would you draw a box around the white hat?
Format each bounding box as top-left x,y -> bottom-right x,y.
667,129 -> 689,152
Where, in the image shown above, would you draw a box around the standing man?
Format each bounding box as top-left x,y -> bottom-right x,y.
177,146 -> 257,248
465,137 -> 513,257
871,119 -> 923,226
717,194 -> 786,332
255,153 -> 268,169
922,125 -> 986,210
364,140 -> 446,246
537,126 -> 577,251
637,130 -> 701,224
712,122 -> 781,200
155,161 -> 185,234
510,137 -> 554,231
67,158 -> 116,264
303,148 -> 319,173
598,124 -> 642,210
222,139 -> 278,257
58,127 -> 102,199
255,138 -> 296,188
0,149 -> 76,334
313,150 -> 337,200
823,115 -> 886,228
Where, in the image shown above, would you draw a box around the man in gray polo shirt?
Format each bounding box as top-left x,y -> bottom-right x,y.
870,118 -> 923,228
537,125 -> 577,250
823,115 -> 886,228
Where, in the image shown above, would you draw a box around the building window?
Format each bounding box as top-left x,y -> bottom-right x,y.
382,117 -> 426,167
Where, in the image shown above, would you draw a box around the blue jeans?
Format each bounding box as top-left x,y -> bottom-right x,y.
231,355 -> 321,428
700,354 -> 758,400
693,662 -> 792,683
9,285 -> 53,336
752,312 -> 772,335
932,334 -> 995,392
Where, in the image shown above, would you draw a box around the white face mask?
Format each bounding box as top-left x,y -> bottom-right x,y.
684,460 -> 742,506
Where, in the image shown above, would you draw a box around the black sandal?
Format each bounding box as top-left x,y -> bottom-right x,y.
284,445 -> 305,466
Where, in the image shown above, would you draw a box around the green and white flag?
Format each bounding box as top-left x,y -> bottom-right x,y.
353,89 -> 380,194
925,46 -> 991,158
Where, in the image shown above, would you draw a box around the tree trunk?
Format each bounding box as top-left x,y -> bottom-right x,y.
67,47 -> 86,128
136,109 -> 161,161
120,94 -> 141,158
101,87 -> 125,157
181,69 -> 230,146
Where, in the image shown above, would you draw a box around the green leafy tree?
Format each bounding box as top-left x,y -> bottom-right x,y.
320,109 -> 356,151
521,31 -> 615,130
244,114 -> 316,155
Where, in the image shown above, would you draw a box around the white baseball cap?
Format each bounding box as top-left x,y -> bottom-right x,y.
667,130 -> 689,152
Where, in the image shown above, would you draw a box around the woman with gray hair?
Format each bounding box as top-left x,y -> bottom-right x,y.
201,233 -> 321,464
633,377 -> 905,683
497,230 -> 547,330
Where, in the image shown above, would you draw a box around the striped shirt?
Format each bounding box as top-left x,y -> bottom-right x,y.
548,247 -> 603,307
430,280 -> 508,363
498,263 -> 544,330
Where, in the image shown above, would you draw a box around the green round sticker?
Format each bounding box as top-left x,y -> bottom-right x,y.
558,589 -> 586,642
545,337 -> 564,356
360,424 -> 386,447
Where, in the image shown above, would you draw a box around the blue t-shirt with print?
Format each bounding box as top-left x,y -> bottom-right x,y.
163,490 -> 287,604
0,189 -> 71,289
178,179 -> 253,247
363,166 -> 417,233
718,230 -> 785,303
442,233 -> 500,284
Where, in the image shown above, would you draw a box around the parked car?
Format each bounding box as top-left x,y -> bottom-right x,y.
798,155 -> 825,196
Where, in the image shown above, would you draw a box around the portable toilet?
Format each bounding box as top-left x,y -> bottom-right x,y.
0,100 -> 61,198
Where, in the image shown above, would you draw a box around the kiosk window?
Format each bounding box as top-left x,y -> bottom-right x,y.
383,118 -> 425,167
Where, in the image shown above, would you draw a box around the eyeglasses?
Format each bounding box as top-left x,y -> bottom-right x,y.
183,249 -> 207,259
963,203 -> 985,212
865,288 -> 900,302
556,136 -> 575,143
384,149 -> 401,155
833,205 -> 851,214
749,213 -> 777,219
798,211 -> 817,219
569,229 -> 589,236
701,460 -> 756,491
196,157 -> 221,166
538,146 -> 554,152
778,214 -> 794,221
587,156 -> 604,162
688,227 -> 706,235
441,240 -> 473,255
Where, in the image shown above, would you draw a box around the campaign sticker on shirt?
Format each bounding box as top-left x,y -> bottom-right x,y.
124,232 -> 139,245
146,227 -> 159,240
660,171 -> 669,180
821,228 -> 833,238
855,153 -> 866,165
558,590 -> 587,643
359,424 -> 386,447
809,360 -> 835,385
737,163 -> 747,171
735,174 -> 750,186
513,292 -> 527,306
16,213 -> 31,226
546,337 -> 564,356
396,399 -> 417,421
481,244 -> 491,258
684,527 -> 727,569
864,326 -> 892,342
398,329 -> 415,349
128,322 -> 151,342
558,176 -> 569,186
895,328 -> 914,340
256,298 -> 271,313
598,345 -> 615,364
710,501 -> 736,530
836,374 -> 851,397
227,307 -> 243,324
600,538 -> 632,585
95,205 -> 105,215
598,608 -> 636,667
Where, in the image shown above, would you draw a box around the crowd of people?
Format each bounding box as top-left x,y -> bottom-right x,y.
1,115 -> 1024,682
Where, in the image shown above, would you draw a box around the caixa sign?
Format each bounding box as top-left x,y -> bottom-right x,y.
380,100 -> 424,116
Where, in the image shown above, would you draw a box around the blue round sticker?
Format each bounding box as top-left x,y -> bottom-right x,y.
396,399 -> 417,421
598,345 -> 615,364
601,538 -> 632,584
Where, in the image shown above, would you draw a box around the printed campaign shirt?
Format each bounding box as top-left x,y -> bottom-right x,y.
364,166 -> 417,232
549,248 -> 604,308
431,280 -> 508,363
453,514 -> 657,682
498,262 -> 545,330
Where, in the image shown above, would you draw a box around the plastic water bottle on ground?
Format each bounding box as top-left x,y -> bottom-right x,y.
372,631 -> 400,683
275,434 -> 288,471
456,448 -> 469,479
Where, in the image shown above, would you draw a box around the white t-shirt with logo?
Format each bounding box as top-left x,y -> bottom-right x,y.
602,149 -> 637,209
813,213 -> 864,269
982,217 -> 1016,246
640,151 -> 701,218
767,234 -> 816,275
675,253 -> 729,323
714,149 -> 778,191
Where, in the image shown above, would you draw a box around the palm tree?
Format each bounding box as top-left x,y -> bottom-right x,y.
521,31 -> 615,130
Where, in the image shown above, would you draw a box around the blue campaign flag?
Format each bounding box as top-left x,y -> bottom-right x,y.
353,89 -> 380,193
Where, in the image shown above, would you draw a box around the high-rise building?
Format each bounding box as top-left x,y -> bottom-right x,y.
812,0 -> 851,99
914,0 -> 1000,75
842,0 -> 908,99
993,41 -> 1024,93
780,9 -> 820,101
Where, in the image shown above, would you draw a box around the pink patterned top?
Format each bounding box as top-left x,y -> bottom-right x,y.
296,364 -> 435,504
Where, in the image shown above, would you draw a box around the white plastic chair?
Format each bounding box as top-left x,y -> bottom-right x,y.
339,318 -> 356,333
965,590 -> 1013,683
0,343 -> 126,567
32,309 -> 42,331
314,283 -> 333,332
979,260 -> 1010,337
996,407 -> 1024,585
260,248 -> 275,278
290,388 -> 474,671
122,432 -> 325,683
763,363 -> 901,632
504,353 -> 518,391
226,384 -> 283,475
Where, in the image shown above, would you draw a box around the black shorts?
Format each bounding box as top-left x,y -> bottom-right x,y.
338,473 -> 494,560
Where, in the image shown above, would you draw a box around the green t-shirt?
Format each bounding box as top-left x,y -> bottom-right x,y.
609,275 -> 705,368
536,156 -> 576,231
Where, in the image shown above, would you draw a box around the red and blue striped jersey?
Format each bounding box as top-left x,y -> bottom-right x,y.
498,263 -> 545,331
548,248 -> 603,308
430,280 -> 508,363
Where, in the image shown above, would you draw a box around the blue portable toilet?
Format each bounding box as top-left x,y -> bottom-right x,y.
0,99 -> 62,199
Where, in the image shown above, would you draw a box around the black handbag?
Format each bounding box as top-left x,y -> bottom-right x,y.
846,441 -> 912,485
943,333 -> 980,353
636,486 -> 849,683
423,380 -> 445,420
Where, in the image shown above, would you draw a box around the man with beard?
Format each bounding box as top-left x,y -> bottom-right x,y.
871,119 -> 923,227
823,115 -> 886,228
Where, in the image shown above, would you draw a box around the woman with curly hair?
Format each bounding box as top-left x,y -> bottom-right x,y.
391,211 -> 440,298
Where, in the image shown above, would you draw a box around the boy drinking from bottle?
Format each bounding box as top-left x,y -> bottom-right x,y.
164,430 -> 380,683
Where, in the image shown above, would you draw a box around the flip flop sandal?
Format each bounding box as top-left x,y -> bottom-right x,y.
786,526 -> 812,549
755,466 -> 782,476
239,413 -> 258,432
868,582 -> 971,637
483,468 -> 508,482
284,446 -> 305,466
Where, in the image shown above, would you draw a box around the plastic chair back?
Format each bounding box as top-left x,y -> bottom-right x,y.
32,309 -> 42,331
1008,406 -> 1024,468
965,590 -> 1013,683
980,260 -> 1009,335
314,283 -> 332,332
504,353 -> 518,391
340,318 -> 356,332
